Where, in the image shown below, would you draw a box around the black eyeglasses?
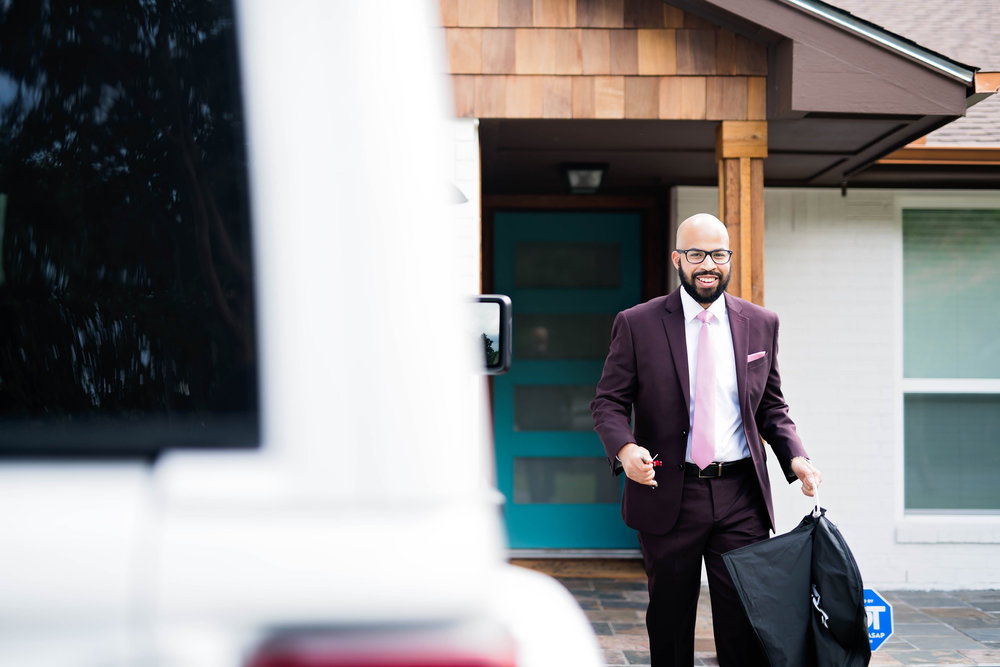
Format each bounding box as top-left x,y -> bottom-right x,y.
676,248 -> 733,265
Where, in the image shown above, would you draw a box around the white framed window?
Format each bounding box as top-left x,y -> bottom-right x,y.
901,204 -> 1000,513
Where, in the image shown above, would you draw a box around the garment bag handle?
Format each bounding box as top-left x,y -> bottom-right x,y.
809,476 -> 821,518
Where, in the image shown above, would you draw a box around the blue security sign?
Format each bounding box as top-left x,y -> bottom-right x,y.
864,588 -> 893,651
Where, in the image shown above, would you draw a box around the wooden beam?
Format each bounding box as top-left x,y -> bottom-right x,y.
739,156 -> 751,299
715,121 -> 767,304
716,120 -> 767,159
750,159 -> 764,305
719,158 -> 742,298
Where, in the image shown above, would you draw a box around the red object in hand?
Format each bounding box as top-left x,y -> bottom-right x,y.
651,460 -> 662,467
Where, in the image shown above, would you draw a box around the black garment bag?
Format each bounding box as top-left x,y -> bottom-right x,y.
723,492 -> 871,667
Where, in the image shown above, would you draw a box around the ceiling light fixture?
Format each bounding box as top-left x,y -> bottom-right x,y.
563,163 -> 607,194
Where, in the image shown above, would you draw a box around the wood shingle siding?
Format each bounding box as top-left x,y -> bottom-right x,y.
441,0 -> 767,120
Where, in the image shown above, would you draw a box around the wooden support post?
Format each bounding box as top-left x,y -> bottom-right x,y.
715,121 -> 767,305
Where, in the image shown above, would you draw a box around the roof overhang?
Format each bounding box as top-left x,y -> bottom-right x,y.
665,0 -> 983,186
481,0 -> 992,195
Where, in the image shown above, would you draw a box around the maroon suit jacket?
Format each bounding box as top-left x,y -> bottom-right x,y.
591,288 -> 808,535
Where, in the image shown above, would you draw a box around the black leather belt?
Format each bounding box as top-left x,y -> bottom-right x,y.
684,458 -> 753,479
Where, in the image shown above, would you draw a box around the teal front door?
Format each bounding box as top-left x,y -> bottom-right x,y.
493,211 -> 641,549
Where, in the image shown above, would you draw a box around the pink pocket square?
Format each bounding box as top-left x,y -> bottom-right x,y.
747,351 -> 767,362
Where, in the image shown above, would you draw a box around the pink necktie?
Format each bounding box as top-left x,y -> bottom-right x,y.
691,310 -> 716,470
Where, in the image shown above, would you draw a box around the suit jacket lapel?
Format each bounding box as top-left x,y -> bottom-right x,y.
662,289 -> 691,412
725,293 -> 750,416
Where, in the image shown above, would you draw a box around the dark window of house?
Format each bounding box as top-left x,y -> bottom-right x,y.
0,1 -> 258,456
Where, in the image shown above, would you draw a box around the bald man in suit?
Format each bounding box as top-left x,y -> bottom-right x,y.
591,213 -> 822,667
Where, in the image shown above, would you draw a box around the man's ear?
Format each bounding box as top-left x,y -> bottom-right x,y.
670,251 -> 680,270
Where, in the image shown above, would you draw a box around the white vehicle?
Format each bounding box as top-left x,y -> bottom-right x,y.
0,2 -> 600,665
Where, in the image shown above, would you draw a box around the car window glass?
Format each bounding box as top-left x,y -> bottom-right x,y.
0,1 -> 258,456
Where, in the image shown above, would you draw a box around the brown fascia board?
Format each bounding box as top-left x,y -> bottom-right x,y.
667,0 -> 975,118
779,0 -> 976,82
773,39 -> 969,118
766,39 -> 963,119
878,146 -> 1000,166
968,71 -> 1000,108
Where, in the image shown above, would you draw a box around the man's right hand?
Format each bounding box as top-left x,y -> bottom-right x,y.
617,443 -> 658,488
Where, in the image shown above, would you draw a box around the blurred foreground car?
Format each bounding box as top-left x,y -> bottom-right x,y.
0,1 -> 601,665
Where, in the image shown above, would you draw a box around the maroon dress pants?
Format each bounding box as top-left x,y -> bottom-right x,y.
638,465 -> 770,667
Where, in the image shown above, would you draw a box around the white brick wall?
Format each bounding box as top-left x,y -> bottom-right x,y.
676,186 -> 1000,589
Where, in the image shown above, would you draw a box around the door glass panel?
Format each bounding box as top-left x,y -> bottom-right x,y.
904,394 -> 1000,510
514,385 -> 596,431
515,313 -> 614,360
514,457 -> 619,504
514,242 -> 620,288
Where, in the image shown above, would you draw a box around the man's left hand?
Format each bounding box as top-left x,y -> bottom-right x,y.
790,456 -> 822,497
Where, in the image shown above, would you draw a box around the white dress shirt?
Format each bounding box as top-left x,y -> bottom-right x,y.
679,288 -> 750,463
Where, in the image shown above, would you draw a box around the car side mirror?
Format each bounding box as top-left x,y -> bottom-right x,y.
473,295 -> 512,375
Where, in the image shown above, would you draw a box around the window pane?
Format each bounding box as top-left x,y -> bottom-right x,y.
0,2 -> 257,455
514,457 -> 619,504
514,385 -> 595,431
904,394 -> 1000,510
514,313 -> 614,360
903,209 -> 1000,378
514,242 -> 620,289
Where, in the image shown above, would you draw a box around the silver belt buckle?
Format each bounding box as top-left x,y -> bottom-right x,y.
699,462 -> 723,479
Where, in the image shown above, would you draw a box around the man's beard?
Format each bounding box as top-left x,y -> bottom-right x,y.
678,265 -> 731,304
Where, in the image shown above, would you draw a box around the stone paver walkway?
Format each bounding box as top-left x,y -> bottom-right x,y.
513,559 -> 1000,666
